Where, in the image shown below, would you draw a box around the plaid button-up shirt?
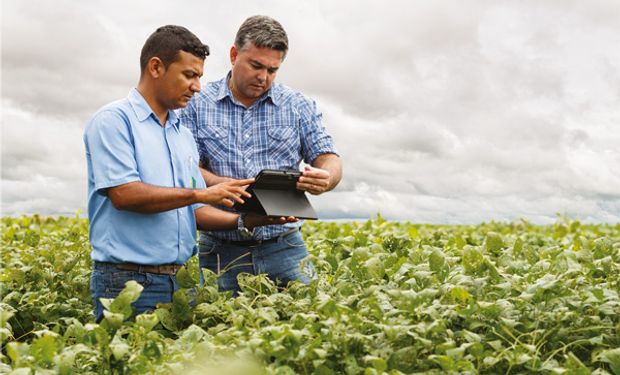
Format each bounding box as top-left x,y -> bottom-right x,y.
180,73 -> 338,240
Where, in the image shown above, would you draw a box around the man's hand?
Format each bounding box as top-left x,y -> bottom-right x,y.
244,214 -> 299,230
296,165 -> 331,195
196,178 -> 254,207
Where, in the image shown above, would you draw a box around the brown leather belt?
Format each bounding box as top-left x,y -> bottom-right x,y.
114,263 -> 184,275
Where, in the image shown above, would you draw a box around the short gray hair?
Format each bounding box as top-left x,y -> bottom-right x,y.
235,15 -> 288,59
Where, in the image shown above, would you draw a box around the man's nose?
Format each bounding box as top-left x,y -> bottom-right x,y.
256,69 -> 267,83
191,79 -> 201,92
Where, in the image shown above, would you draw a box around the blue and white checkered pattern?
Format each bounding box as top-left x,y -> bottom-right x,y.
179,73 -> 337,240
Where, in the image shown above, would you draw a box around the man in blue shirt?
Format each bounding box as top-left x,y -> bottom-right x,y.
84,25 -> 293,322
180,16 -> 342,293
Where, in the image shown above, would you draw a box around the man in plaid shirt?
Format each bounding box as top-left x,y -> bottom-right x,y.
180,15 -> 342,292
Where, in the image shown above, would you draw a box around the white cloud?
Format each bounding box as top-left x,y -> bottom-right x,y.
2,0 -> 620,223
1,104 -> 86,215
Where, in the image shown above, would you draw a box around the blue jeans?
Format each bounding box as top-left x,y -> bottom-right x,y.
198,230 -> 315,293
90,262 -> 179,322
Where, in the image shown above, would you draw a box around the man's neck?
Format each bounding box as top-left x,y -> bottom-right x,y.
228,76 -> 256,108
136,84 -> 168,127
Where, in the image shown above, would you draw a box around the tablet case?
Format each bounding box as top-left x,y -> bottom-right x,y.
234,169 -> 318,220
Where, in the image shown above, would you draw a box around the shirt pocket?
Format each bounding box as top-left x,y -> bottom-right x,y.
197,124 -> 229,169
184,153 -> 200,189
199,124 -> 228,142
267,125 -> 301,166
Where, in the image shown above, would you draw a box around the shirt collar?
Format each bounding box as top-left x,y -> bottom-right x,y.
216,72 -> 280,107
168,110 -> 180,131
128,88 -> 180,131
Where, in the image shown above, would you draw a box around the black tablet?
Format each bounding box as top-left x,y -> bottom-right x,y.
253,169 -> 301,190
233,169 -> 318,220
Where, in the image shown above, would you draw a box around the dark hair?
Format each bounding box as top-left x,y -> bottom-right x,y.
140,25 -> 210,74
235,15 -> 288,59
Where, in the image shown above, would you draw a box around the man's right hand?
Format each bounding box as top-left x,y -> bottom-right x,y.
197,178 -> 254,207
244,214 -> 299,230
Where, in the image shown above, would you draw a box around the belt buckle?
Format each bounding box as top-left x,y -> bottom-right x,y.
163,265 -> 180,275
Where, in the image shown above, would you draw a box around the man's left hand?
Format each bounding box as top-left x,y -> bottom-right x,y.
297,165 -> 331,195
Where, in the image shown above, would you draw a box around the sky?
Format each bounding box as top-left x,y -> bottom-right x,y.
2,0 -> 620,223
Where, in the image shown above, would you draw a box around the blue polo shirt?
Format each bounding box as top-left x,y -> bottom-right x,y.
83,88 -> 206,265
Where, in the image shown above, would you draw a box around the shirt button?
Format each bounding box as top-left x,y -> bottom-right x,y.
246,158 -> 251,163
245,134 -> 250,138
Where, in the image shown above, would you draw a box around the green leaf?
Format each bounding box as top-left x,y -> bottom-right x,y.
512,237 -> 523,256
450,287 -> 471,304
485,232 -> 504,254
455,235 -> 467,249
364,254 -> 385,280
176,266 -> 196,288
57,344 -> 90,375
462,330 -> 481,343
170,289 -> 193,329
592,237 -> 613,259
0,306 -> 15,327
108,280 -> 144,319
363,355 -> 387,372
30,334 -> 58,366
136,312 -> 159,332
177,324 -> 208,345
598,348 -> 620,375
110,332 -> 130,360
99,297 -> 113,311
430,354 -> 455,371
156,308 -> 179,332
563,352 -> 590,375
102,310 -> 124,330
462,246 -> 485,274
6,342 -> 29,366
201,267 -> 220,289
5,368 -> 31,375
428,249 -> 444,269
24,229 -> 40,247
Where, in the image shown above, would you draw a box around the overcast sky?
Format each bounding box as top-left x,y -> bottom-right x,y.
2,0 -> 620,223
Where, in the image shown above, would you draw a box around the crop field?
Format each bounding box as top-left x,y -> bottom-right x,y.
1,215 -> 619,374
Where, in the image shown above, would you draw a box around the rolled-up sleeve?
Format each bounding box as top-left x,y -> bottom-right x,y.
84,110 -> 141,191
297,98 -> 338,164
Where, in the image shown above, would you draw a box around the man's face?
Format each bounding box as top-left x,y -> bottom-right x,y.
230,43 -> 283,106
157,50 -> 204,110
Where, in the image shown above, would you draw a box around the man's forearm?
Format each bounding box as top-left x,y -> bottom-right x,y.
312,153 -> 343,191
107,181 -> 199,213
108,178 -> 253,214
195,207 -> 299,232
200,166 -> 232,186
195,206 -> 239,231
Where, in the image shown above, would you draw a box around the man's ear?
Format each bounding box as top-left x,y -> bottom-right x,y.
230,45 -> 237,66
146,57 -> 165,78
